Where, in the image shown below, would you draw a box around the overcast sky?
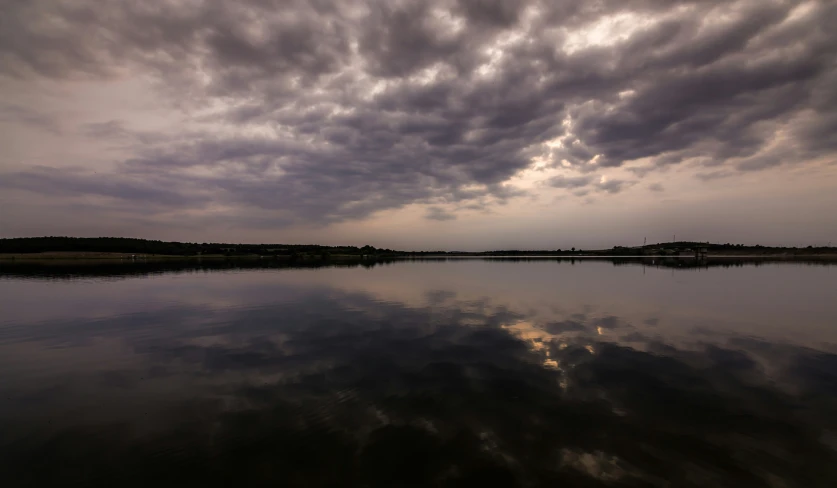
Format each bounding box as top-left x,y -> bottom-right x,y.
1,0 -> 835,250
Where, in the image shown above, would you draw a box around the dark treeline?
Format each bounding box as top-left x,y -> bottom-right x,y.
606,241 -> 836,255
0,237 -> 398,257
1,236 -> 835,257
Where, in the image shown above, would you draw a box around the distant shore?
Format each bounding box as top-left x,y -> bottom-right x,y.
0,252 -> 358,261
2,237 -> 836,261
2,251 -> 837,261
0,252 -> 254,260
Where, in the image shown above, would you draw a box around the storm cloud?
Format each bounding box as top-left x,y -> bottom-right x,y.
1,0 -> 835,241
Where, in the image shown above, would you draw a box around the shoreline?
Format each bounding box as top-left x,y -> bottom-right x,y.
3,252 -> 837,261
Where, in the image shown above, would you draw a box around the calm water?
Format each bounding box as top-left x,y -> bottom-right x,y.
1,258 -> 837,487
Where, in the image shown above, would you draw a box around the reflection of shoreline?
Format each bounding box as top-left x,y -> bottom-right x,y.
3,256 -> 835,281
0,259 -> 393,280
3,247 -> 837,261
7,256 -> 835,354
410,255 -> 837,259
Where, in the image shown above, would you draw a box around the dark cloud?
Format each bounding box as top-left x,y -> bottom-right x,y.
454,0 -> 524,28
1,0 -> 836,225
648,183 -> 664,192
593,315 -> 624,330
543,320 -> 586,334
546,175 -> 594,190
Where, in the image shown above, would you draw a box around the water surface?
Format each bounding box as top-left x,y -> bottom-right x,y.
2,258 -> 837,487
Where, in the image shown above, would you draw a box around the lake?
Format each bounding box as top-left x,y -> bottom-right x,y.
1,258 -> 836,487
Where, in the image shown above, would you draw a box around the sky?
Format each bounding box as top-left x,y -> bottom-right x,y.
1,0 -> 836,251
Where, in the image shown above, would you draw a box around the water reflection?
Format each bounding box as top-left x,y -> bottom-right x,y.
1,259 -> 836,486
2,256 -> 836,280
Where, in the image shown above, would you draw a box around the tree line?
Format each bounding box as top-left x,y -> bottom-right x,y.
0,237 -> 398,257
1,237 -> 832,257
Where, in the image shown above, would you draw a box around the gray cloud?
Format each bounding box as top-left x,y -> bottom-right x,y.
546,175 -> 594,190
695,170 -> 735,182
0,166 -> 211,208
1,0 -> 836,228
0,103 -> 61,134
425,206 -> 457,221
83,120 -> 132,140
597,179 -> 634,195
548,175 -> 635,195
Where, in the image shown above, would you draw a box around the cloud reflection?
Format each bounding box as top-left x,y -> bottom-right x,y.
0,262 -> 836,486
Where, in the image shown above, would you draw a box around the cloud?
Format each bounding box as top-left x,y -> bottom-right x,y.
1,0 -> 836,228
0,103 -> 61,134
548,175 -> 635,195
0,166 -> 211,208
695,170 -> 735,182
596,179 -> 633,194
425,206 -> 457,221
546,175 -> 594,190
648,183 -> 664,192
82,120 -> 132,140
